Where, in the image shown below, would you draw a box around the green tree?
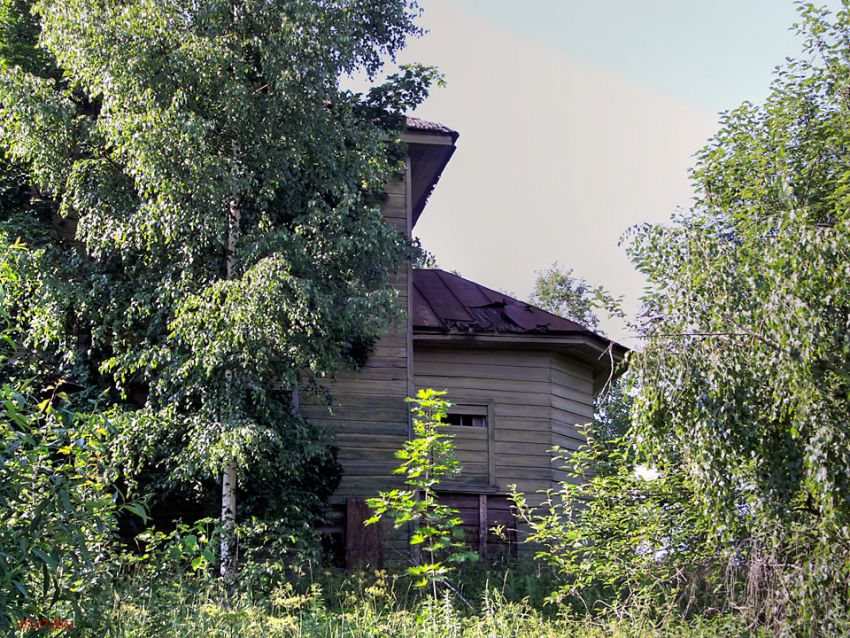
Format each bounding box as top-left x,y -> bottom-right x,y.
0,0 -> 440,584
366,389 -> 477,594
530,263 -> 620,333
531,262 -> 630,447
626,2 -> 850,631
511,439 -> 711,616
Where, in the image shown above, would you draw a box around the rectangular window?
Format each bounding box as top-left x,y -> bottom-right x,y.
440,401 -> 495,488
445,412 -> 487,427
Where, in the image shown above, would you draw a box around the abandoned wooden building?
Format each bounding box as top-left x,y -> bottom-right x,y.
303,117 -> 626,567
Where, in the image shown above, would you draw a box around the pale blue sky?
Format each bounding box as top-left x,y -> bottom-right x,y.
449,0 -> 836,113
382,1 -> 844,343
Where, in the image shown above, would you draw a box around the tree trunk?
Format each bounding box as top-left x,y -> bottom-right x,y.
220,463 -> 237,583
220,196 -> 241,585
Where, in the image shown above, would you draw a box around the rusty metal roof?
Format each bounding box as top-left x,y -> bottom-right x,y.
412,269 -> 596,336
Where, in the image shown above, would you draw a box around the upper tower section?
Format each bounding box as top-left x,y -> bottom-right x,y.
402,116 -> 458,229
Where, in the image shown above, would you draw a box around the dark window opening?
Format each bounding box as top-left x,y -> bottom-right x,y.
446,413 -> 487,427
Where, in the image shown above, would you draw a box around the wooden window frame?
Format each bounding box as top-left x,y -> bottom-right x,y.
443,400 -> 496,489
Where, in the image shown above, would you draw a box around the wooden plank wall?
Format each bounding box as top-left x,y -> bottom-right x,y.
413,345 -> 597,559
443,425 -> 489,485
413,346 -> 560,500
438,493 -> 517,562
301,175 -> 411,514
549,353 -> 595,486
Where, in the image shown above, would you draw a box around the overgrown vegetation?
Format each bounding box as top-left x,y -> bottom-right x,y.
99,572 -> 767,638
0,0 -> 439,609
366,389 -> 478,593
521,4 -> 850,634
622,3 -> 850,633
5,1 -> 850,636
0,239 -> 129,626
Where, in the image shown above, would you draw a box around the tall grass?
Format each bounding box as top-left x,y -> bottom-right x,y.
91,571 -> 766,638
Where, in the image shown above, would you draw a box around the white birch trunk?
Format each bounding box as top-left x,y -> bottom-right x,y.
220,196 -> 240,584
220,463 -> 237,582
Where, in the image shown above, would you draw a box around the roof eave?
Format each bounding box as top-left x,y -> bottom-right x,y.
402,129 -> 457,228
413,330 -> 626,353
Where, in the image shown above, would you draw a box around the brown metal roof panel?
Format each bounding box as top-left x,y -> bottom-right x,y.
466,305 -> 515,333
545,313 -> 589,333
503,304 -> 553,331
413,269 -> 474,323
411,269 -> 593,336
479,290 -> 506,306
435,270 -> 493,308
411,280 -> 443,328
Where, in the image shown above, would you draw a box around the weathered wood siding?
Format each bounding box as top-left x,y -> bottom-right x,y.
411,344 -> 595,557
444,423 -> 490,486
438,493 -> 517,562
549,353 -> 595,486
412,346 -> 593,499
301,174 -> 411,510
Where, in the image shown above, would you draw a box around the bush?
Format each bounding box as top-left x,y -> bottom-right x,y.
366,389 -> 478,593
511,434 -> 719,616
0,238 -> 138,630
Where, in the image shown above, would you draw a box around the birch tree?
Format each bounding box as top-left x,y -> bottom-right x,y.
0,0 -> 439,583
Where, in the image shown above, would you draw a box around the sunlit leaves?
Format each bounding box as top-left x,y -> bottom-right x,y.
512,440 -> 711,610
0,67 -> 76,194
0,0 -> 438,593
366,389 -> 476,591
625,3 -> 850,630
0,280 -> 137,626
0,0 -> 437,503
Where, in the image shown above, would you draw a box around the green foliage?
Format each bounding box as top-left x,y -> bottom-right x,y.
413,238 -> 439,269
0,379 -> 127,629
101,571 -> 771,638
132,518 -> 219,580
623,2 -> 850,633
511,436 -> 714,614
0,239 -> 140,629
366,389 -> 478,591
0,0 -> 439,581
530,262 -> 622,332
0,0 -> 56,76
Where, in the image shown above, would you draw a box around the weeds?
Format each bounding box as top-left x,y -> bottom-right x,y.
90,569 -> 770,638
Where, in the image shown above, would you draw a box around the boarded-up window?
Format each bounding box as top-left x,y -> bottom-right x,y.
443,402 -> 494,486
